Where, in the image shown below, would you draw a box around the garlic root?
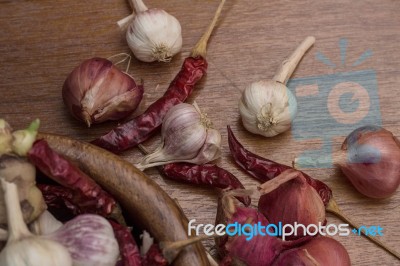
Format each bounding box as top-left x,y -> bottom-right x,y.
273,36 -> 316,85
326,198 -> 400,259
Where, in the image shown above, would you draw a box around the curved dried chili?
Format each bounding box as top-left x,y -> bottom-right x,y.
227,126 -> 332,205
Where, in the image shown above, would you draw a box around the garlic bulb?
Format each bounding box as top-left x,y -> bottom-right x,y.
0,179 -> 72,266
125,0 -> 182,62
135,102 -> 221,170
240,80 -> 297,137
239,36 -> 315,137
11,119 -> 39,156
45,214 -> 119,266
30,210 -> 63,235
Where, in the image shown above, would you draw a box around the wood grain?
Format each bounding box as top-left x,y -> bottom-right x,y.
1,0 -> 399,265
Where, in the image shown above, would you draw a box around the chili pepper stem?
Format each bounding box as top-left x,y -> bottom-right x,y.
273,36 -> 315,85
160,235 -> 217,264
191,0 -> 226,58
326,198 -> 400,260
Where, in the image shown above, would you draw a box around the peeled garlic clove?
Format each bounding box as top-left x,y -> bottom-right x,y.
258,169 -> 325,239
0,119 -> 13,155
239,80 -> 297,137
62,57 -> 144,127
126,2 -> 182,62
272,236 -> 351,266
337,125 -> 400,198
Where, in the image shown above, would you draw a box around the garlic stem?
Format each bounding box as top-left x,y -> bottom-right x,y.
191,0 -> 226,58
272,36 -> 315,85
130,0 -> 148,13
326,198 -> 400,259
117,14 -> 134,29
1,179 -> 32,242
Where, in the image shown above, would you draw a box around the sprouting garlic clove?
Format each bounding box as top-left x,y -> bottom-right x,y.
239,80 -> 297,137
126,1 -> 182,62
11,119 -> 39,156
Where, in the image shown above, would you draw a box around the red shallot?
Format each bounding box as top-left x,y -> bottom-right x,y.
62,57 -> 143,127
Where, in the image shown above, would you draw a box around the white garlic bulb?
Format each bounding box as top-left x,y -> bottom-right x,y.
126,0 -> 182,62
239,80 -> 297,137
239,36 -> 315,137
135,102 -> 222,170
0,180 -> 72,266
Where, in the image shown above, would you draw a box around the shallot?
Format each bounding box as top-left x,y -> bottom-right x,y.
62,57 -> 143,127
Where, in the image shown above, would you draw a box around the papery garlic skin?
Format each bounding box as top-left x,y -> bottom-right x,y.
239,80 -> 297,137
126,8 -> 182,62
0,237 -> 73,266
46,214 -> 119,266
63,58 -> 144,127
136,103 -> 222,170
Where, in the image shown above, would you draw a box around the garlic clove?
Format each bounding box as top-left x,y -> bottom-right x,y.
0,179 -> 72,266
63,58 -> 144,127
11,119 -> 39,156
0,119 -> 13,155
239,80 -> 297,137
30,210 -> 63,235
0,155 -> 46,226
126,8 -> 182,62
184,127 -> 222,164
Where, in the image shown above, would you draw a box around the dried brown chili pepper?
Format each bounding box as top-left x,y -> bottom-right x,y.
227,125 -> 332,205
28,139 -> 121,219
92,0 -> 226,153
161,162 -> 251,206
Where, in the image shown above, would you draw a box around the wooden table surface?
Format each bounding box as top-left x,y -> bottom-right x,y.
1,0 -> 399,265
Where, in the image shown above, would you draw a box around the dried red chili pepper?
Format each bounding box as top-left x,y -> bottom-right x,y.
91,57 -> 207,153
28,139 -> 117,216
161,162 -> 251,206
227,126 -> 332,205
142,244 -> 168,266
91,0 -> 226,153
109,220 -> 143,266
